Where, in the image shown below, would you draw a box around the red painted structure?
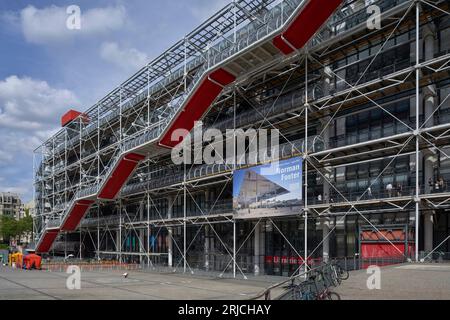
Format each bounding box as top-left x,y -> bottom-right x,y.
37,0 -> 342,253
159,68 -> 236,148
98,153 -> 146,199
61,110 -> 89,127
36,229 -> 60,253
273,0 -> 344,54
61,200 -> 95,231
359,225 -> 414,268
159,0 -> 343,148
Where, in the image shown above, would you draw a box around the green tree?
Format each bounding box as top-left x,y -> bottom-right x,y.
0,210 -> 33,244
0,215 -> 19,243
18,211 -> 33,236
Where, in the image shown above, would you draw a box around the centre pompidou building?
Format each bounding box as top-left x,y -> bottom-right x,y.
33,0 -> 450,277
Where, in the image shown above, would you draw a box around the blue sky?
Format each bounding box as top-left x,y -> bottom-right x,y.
0,0 -> 230,202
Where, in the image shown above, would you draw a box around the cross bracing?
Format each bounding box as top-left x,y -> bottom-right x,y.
33,0 -> 450,277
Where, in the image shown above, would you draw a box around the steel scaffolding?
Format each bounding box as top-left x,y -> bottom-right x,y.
33,0 -> 450,277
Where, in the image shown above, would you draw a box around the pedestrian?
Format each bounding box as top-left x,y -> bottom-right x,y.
386,183 -> 393,197
397,183 -> 402,197
438,177 -> 445,191
317,194 -> 322,203
367,186 -> 372,198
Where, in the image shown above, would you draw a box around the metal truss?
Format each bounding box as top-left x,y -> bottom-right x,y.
34,0 -> 450,277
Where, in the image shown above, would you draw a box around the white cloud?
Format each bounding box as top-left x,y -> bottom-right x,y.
0,75 -> 79,200
100,42 -> 149,72
82,6 -> 127,33
19,5 -> 127,44
0,75 -> 80,131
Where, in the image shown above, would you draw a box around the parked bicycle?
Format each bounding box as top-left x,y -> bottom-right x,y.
330,261 -> 350,284
277,262 -> 347,300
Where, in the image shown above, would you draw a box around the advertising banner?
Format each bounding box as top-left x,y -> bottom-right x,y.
233,157 -> 302,219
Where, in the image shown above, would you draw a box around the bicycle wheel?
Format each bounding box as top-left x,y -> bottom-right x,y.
339,268 -> 349,280
330,266 -> 341,285
326,270 -> 339,287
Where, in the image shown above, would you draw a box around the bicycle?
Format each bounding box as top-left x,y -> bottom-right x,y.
321,263 -> 340,287
309,272 -> 341,300
276,262 -> 346,300
330,261 -> 349,284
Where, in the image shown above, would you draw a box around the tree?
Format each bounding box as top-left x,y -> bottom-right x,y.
18,212 -> 33,236
0,215 -> 18,243
0,210 -> 33,244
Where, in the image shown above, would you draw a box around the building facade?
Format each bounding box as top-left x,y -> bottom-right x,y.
34,0 -> 450,277
0,192 -> 24,220
0,192 -> 25,244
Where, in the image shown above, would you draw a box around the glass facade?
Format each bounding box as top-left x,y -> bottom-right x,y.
35,0 -> 450,275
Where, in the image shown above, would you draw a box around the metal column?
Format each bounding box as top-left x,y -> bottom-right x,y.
147,193 -> 150,268
415,1 -> 420,262
304,54 -> 309,276
183,167 -> 187,273
233,220 -> 236,278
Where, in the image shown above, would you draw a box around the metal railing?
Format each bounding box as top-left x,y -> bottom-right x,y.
47,0 -> 305,159
35,0 -> 430,239
330,256 -> 408,271
308,184 -> 450,205
420,251 -> 450,263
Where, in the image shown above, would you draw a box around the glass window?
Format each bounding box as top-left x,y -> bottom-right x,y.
440,85 -> 450,110
358,164 -> 369,178
347,53 -> 357,64
347,64 -> 358,82
346,166 -> 357,180
346,180 -> 357,191
396,32 -> 409,45
370,163 -> 381,177
396,174 -> 408,184
370,43 -> 382,56
440,27 -> 450,52
396,44 -> 410,61
359,48 -> 369,60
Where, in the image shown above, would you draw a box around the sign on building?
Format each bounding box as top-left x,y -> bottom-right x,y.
233,157 -> 302,219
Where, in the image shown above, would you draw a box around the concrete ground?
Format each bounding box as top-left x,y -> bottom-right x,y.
0,266 -> 283,300
335,263 -> 450,300
1,263 -> 450,300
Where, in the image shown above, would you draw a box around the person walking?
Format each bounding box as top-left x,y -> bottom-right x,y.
386,183 -> 393,198
438,177 -> 445,192
397,183 -> 403,197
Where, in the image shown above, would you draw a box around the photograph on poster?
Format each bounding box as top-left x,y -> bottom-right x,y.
233,157 -> 303,219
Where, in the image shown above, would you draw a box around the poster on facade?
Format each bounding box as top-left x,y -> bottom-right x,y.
233,157 -> 303,219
